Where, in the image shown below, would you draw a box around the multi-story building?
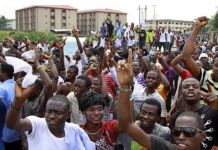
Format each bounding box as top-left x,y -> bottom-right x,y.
146,19 -> 194,32
16,5 -> 77,32
6,19 -> 16,30
77,9 -> 127,36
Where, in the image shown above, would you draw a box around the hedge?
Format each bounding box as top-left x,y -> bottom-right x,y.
0,31 -> 60,44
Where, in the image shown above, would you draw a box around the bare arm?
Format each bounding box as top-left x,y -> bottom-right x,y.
60,39 -> 66,71
181,17 -> 209,78
158,68 -> 170,91
156,52 -> 169,72
171,54 -> 183,76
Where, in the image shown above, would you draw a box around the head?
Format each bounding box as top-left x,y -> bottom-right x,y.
139,99 -> 161,128
191,48 -> 201,61
66,65 -> 78,81
181,78 -> 201,106
173,111 -> 206,150
88,56 -> 99,66
74,75 -> 91,98
205,49 -> 212,56
118,21 -> 121,25
85,47 -> 97,58
73,50 -> 81,61
132,60 -> 141,75
0,63 -> 14,82
91,76 -> 102,94
28,79 -> 43,99
81,64 -> 89,74
45,95 -> 71,130
146,71 -> 160,89
162,27 -> 165,32
195,60 -> 203,68
166,53 -> 175,64
212,53 -> 218,78
168,28 -> 171,33
79,91 -> 105,125
102,22 -> 105,26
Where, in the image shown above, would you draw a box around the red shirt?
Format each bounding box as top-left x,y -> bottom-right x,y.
81,120 -> 119,149
180,69 -> 192,80
89,73 -> 117,97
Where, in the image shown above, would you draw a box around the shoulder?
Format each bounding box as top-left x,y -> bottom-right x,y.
171,109 -> 184,126
67,92 -> 75,100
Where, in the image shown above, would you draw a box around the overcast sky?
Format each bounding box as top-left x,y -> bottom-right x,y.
0,0 -> 217,25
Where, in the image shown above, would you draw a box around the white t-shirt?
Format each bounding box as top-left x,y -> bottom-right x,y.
159,32 -> 166,42
166,32 -> 173,43
25,116 -> 95,150
99,37 -> 106,47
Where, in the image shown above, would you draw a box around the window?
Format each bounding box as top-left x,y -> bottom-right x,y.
45,15 -> 47,17
69,17 -> 70,18
116,14 -> 119,17
176,22 -> 178,25
184,23 -> 186,25
93,19 -> 95,22
63,23 -> 66,26
62,10 -> 66,13
85,19 -> 86,22
175,27 -> 178,29
116,19 -> 119,22
168,22 -> 171,24
46,29 -> 47,31
172,22 -> 174,24
159,22 -> 162,24
69,23 -> 70,25
63,16 -> 66,20
51,16 -> 55,19
180,23 -> 183,25
90,19 -> 91,22
164,22 -> 167,24
51,9 -> 55,12
172,27 -> 174,29
108,13 -> 111,16
90,13 -> 92,16
188,24 -> 190,25
46,22 -> 47,24
51,23 -> 55,26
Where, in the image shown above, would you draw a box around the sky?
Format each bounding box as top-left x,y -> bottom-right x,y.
0,0 -> 217,25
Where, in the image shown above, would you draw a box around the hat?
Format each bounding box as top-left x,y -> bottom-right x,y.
199,53 -> 208,60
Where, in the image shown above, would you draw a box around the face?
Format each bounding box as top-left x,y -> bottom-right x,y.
132,62 -> 141,74
74,50 -> 81,60
146,72 -> 160,89
205,50 -> 211,55
66,68 -> 78,81
195,60 -> 203,68
91,78 -> 101,94
213,58 -> 218,79
89,56 -> 98,66
102,22 -> 105,26
117,47 -> 124,57
74,79 -> 88,98
0,67 -> 5,82
174,116 -> 206,150
45,100 -> 70,130
182,78 -> 200,105
84,105 -> 104,125
200,57 -> 208,64
191,51 -> 200,61
139,103 -> 159,128
166,56 -> 173,64
151,55 -> 157,63
85,48 -> 92,58
81,65 -> 89,74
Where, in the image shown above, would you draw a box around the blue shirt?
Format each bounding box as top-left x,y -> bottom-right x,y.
100,26 -> 107,35
0,79 -> 20,143
0,99 -> 7,150
115,25 -> 123,39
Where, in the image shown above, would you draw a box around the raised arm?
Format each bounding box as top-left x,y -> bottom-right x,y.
156,51 -> 169,72
72,27 -> 83,54
6,78 -> 33,132
171,54 -> 183,76
60,38 -> 66,71
101,69 -> 110,103
156,66 -> 170,91
44,53 -> 58,93
181,17 -> 209,78
113,49 -> 152,149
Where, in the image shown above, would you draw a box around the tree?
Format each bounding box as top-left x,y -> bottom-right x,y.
211,10 -> 218,31
0,15 -> 7,29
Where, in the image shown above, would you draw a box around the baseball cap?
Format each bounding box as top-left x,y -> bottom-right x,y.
199,53 -> 208,60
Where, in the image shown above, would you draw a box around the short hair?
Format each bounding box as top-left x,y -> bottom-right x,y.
52,49 -> 60,55
47,95 -> 70,110
140,99 -> 161,116
0,63 -> 14,78
79,91 -> 106,111
90,55 -> 100,63
89,48 -> 97,55
181,77 -> 200,87
177,111 -> 205,130
213,53 -> 218,64
93,76 -> 102,84
167,53 -> 175,59
34,79 -> 43,91
77,75 -> 91,89
147,70 -> 160,79
69,65 -> 79,74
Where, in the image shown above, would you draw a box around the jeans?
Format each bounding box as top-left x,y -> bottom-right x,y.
159,42 -> 166,52
139,40 -> 145,49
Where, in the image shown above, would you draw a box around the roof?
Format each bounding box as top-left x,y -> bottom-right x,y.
78,9 -> 127,15
51,29 -> 72,32
147,19 -> 194,23
16,5 -> 77,11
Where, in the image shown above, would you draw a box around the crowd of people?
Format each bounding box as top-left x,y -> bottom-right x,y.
0,16 -> 218,150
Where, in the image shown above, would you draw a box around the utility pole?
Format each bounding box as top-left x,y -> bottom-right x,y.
152,5 -> 156,29
138,5 -> 147,26
139,5 -> 140,26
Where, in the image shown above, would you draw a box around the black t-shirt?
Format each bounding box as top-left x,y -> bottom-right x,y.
171,105 -> 218,150
150,135 -> 177,150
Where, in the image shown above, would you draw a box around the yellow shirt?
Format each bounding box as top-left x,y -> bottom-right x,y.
157,84 -> 169,102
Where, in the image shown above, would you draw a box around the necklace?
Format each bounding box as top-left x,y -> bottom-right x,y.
85,128 -> 101,135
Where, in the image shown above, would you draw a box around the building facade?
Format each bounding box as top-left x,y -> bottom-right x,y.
16,5 -> 77,32
146,19 -> 194,32
6,19 -> 16,30
77,9 -> 127,36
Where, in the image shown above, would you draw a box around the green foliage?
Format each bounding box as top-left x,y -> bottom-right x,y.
0,16 -> 7,29
211,11 -> 218,30
0,31 -> 60,44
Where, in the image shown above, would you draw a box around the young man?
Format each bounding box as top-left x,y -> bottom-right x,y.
0,63 -> 21,150
0,99 -> 7,150
112,48 -> 207,150
181,16 -> 218,109
117,99 -> 172,150
132,70 -> 166,124
159,28 -> 167,51
100,22 -> 107,36
67,75 -> 92,125
171,77 -> 218,150
6,80 -> 95,150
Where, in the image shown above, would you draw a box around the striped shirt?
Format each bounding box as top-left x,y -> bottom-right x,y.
132,88 -> 166,117
133,73 -> 146,88
197,68 -> 218,95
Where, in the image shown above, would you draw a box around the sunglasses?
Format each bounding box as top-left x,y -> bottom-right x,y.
172,127 -> 203,138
